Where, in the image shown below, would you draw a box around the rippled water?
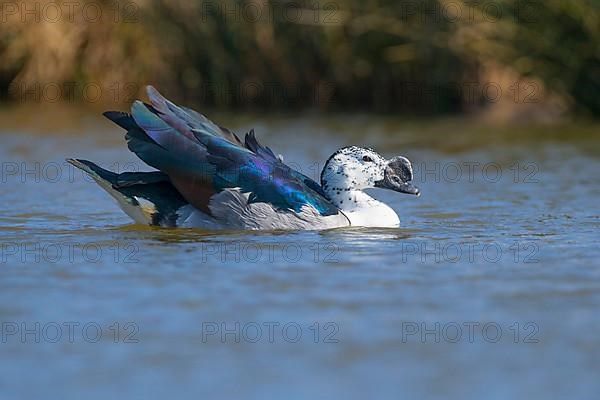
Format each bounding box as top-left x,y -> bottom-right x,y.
1,113 -> 599,399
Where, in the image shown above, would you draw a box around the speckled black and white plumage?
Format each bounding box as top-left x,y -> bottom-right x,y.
321,146 -> 388,207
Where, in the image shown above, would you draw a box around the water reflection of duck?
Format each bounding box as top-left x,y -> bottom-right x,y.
68,86 -> 419,230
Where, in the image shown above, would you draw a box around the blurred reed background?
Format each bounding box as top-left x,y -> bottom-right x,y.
0,0 -> 598,121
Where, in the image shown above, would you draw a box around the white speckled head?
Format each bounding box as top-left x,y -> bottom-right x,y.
320,146 -> 387,192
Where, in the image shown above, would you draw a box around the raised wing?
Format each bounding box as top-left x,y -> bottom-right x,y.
103,86 -> 339,218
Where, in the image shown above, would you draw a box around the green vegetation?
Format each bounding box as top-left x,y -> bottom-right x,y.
0,0 -> 598,117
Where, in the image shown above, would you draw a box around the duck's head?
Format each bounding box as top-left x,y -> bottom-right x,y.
320,146 -> 420,196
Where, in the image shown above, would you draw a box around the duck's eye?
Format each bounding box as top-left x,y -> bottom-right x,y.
362,155 -> 373,162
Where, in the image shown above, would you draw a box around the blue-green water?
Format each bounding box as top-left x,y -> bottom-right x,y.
1,116 -> 599,399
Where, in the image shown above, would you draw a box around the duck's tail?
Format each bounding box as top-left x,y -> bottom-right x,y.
67,159 -> 189,227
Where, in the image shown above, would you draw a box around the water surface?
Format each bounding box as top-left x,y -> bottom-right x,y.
1,114 -> 599,399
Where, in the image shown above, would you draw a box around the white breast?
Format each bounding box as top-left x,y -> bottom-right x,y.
342,201 -> 400,227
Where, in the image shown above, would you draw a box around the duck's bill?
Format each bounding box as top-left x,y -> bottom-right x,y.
396,181 -> 420,196
375,179 -> 420,196
375,156 -> 420,196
